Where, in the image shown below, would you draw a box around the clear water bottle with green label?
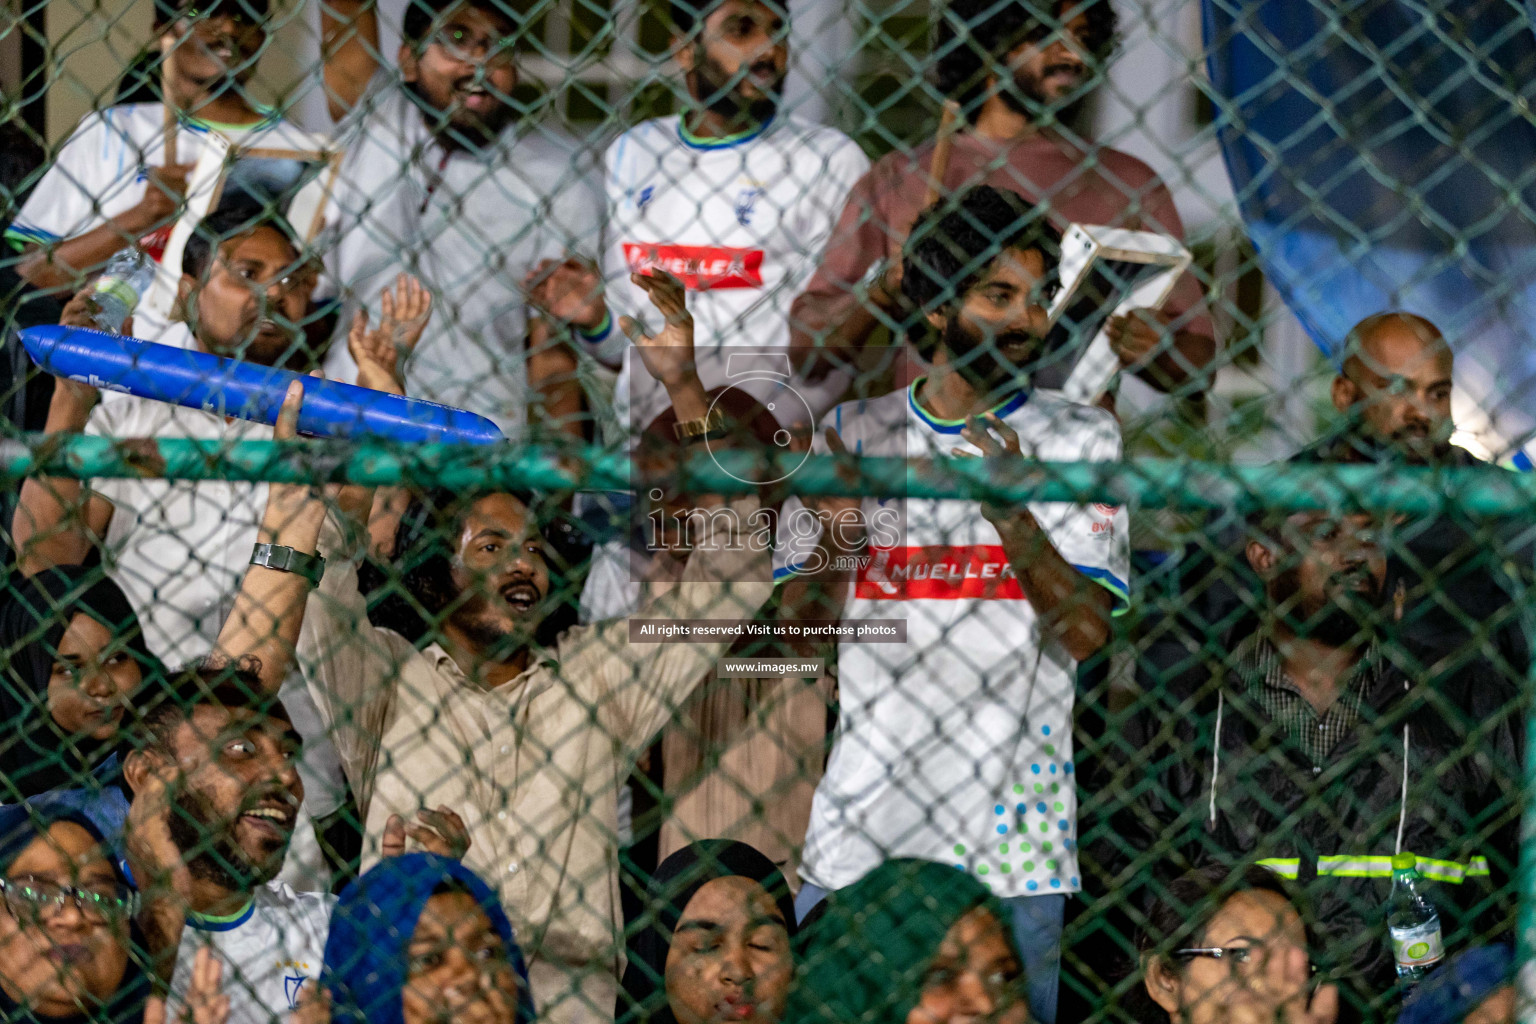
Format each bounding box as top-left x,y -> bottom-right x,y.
89,248 -> 155,334
1387,852 -> 1444,981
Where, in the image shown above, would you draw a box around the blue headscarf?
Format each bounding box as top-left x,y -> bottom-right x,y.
323,854 -> 535,1024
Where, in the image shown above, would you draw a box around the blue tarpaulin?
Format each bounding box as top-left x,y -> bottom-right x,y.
1202,0 -> 1536,462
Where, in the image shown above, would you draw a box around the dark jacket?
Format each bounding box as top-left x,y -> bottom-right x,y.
1100,624 -> 1523,1009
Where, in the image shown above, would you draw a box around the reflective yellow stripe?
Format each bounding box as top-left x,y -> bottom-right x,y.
1257,858 -> 1300,878
1314,855 -> 1491,884
1258,856 -> 1489,884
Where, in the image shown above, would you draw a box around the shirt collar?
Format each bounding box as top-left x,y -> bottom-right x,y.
423,642 -> 559,696
1248,636 -> 1380,700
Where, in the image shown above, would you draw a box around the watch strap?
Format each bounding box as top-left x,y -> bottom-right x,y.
673,408 -> 726,441
250,543 -> 326,587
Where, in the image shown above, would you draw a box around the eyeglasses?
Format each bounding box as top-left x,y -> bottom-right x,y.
0,877 -> 139,923
1174,945 -> 1257,964
429,27 -> 516,67
1173,945 -> 1317,978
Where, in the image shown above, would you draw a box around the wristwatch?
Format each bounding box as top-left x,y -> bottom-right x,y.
673,407 -> 726,443
250,543 -> 327,587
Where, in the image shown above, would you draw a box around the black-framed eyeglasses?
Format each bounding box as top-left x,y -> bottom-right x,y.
0,877 -> 139,923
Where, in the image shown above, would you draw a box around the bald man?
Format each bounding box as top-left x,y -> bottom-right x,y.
1312,312 -> 1469,465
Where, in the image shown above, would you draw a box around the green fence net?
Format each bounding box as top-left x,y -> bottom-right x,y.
3,0 -> 1536,1023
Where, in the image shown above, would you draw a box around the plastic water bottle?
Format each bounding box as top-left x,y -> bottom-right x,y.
1387,853 -> 1444,982
90,249 -> 156,333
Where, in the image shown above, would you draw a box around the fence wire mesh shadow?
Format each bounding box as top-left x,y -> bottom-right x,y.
2,0 -> 1536,1023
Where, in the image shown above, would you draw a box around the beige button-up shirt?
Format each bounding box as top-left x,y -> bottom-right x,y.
298,513 -> 773,1024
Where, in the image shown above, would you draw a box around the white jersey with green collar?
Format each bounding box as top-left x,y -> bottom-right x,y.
776,383 -> 1131,898
168,880 -> 334,1024
6,102 -> 315,342
599,112 -> 870,434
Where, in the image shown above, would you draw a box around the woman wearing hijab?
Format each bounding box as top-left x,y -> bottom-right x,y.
0,567 -> 164,836
620,839 -> 797,1024
321,852 -> 534,1024
786,858 -> 1030,1024
0,800 -> 152,1024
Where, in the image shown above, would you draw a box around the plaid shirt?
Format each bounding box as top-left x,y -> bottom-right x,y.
1246,638 -> 1380,766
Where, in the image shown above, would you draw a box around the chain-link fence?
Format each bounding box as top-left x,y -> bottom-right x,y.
2,0 -> 1536,1023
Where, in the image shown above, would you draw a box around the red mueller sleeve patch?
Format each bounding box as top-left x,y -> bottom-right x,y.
855,545 -> 1028,601
622,243 -> 765,290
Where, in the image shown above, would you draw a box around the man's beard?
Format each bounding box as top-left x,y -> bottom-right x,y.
410,79 -> 516,150
999,62 -> 1085,120
689,50 -> 781,126
1271,566 -> 1382,648
1348,421 -> 1457,466
447,587 -> 542,659
167,786 -> 285,892
942,315 -> 1038,393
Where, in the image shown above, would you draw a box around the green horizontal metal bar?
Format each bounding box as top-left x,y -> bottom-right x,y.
2,436 -> 1535,516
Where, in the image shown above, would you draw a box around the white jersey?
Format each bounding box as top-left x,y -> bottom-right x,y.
5,103 -> 314,342
779,384 -> 1130,898
170,881 -> 334,1024
321,77 -> 605,439
600,113 -> 869,434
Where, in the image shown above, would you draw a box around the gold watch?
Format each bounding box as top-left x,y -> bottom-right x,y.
673,408 -> 726,441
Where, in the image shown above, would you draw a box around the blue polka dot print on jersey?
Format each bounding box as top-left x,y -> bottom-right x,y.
1031,764 -> 1041,774
1041,725 -> 1051,736
1026,880 -> 1038,891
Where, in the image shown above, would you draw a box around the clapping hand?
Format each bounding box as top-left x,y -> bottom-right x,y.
526,257 -> 606,333
143,948 -> 230,1024
954,413 -> 1028,530
622,270 -> 697,388
349,273 -> 432,394
382,805 -> 472,860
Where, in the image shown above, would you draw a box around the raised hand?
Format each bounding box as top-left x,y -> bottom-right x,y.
130,162 -> 197,234
621,270 -> 696,387
955,412 -> 1026,529
349,273 -> 432,394
804,426 -> 863,521
1106,307 -> 1170,369
526,256 -> 606,332
382,805 -> 472,860
259,380 -> 330,548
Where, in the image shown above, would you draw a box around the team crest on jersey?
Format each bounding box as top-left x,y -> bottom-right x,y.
734,187 -> 763,226
283,973 -> 307,1009
1092,503 -> 1120,517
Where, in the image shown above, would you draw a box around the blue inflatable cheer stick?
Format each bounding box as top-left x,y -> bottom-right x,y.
20,324 -> 505,446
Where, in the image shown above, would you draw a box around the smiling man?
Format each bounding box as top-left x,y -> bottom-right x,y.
8,0 -> 316,340
316,0 -> 604,440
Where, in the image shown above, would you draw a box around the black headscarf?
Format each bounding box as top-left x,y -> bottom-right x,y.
0,567 -> 162,798
0,800 -> 153,1024
619,841 -> 798,1024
